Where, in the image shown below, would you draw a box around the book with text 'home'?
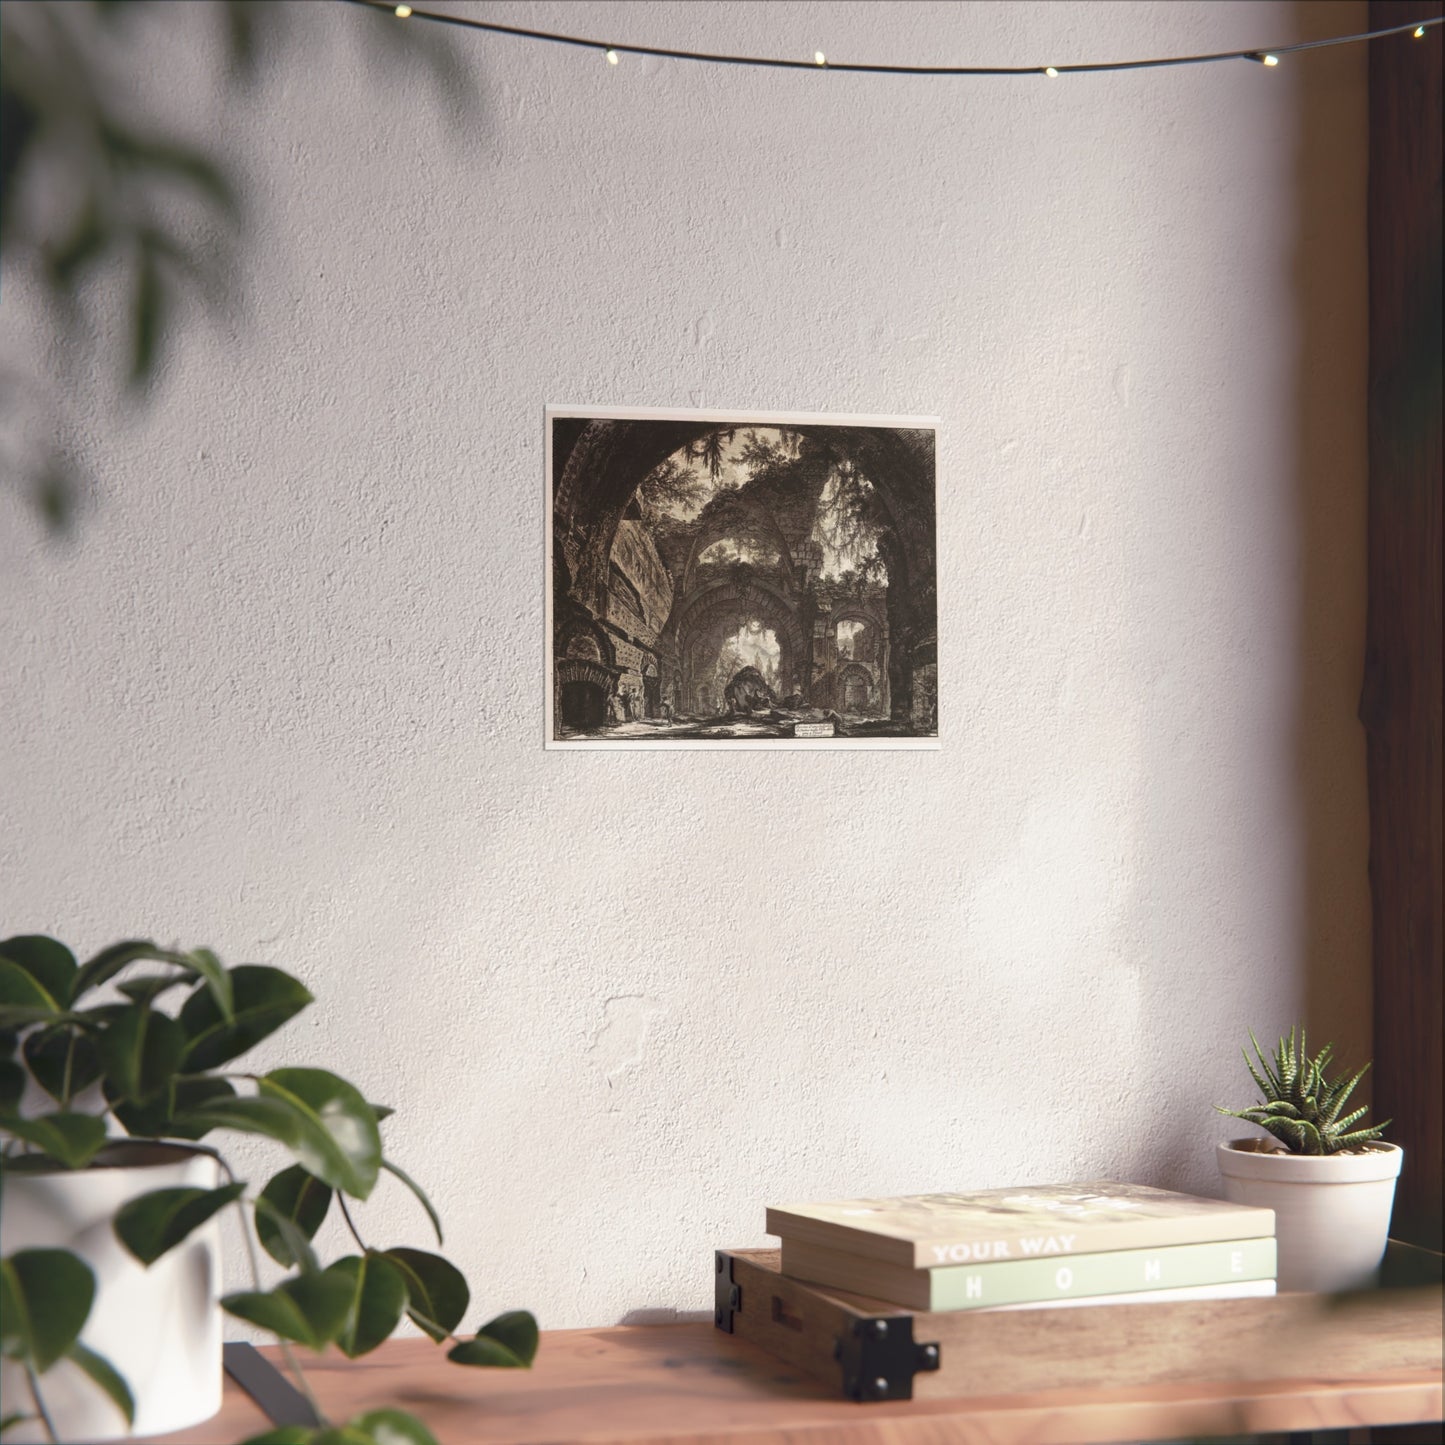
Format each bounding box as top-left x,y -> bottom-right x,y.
765,1181 -> 1275,1270
982,1278 -> 1276,1310
778,1234 -> 1278,1311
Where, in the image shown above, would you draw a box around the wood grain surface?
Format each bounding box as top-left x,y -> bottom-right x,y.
145,1312 -> 1442,1445
723,1247 -> 1444,1404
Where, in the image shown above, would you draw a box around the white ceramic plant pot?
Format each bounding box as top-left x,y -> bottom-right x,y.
0,1141 -> 223,1442
1216,1138 -> 1403,1293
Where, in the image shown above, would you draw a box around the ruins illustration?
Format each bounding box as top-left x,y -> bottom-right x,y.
548,412 -> 937,744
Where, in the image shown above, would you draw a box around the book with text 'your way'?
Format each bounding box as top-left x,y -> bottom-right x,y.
778,1234 -> 1278,1311
766,1181 -> 1275,1270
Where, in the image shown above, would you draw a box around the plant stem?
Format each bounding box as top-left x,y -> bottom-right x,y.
219,1158 -> 326,1427
337,1194 -> 367,1253
24,1364 -> 57,1444
334,1197 -> 464,1348
60,1032 -> 77,1109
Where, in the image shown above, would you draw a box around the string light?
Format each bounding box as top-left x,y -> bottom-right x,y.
605,48 -> 619,65
339,2 -> 1443,78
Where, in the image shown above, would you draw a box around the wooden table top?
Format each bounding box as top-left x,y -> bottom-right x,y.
150,1320 -> 1444,1445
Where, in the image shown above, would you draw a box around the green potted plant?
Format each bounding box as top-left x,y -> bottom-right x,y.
0,934 -> 536,1444
1215,1025 -> 1402,1293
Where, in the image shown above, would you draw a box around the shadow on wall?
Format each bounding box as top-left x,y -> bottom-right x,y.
1132,0 -> 1373,1196
0,0 -> 473,536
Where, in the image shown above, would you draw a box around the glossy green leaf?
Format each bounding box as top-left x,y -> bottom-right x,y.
256,1165 -> 332,1268
0,1060 -> 24,1114
0,1249 -> 95,1371
115,975 -> 190,1007
23,1027 -> 102,1103
447,1310 -> 537,1369
351,1409 -> 440,1445
0,1263 -> 23,1358
107,1074 -> 237,1142
171,1094 -> 308,1158
98,1006 -> 187,1103
380,1158 -> 442,1245
252,1196 -> 320,1276
180,966 -> 312,1071
0,1030 -> 16,1059
71,941 -> 176,1000
326,1253 -> 407,1359
309,1430 -> 373,1445
0,1413 -> 36,1434
0,961 -> 60,1028
0,938 -> 76,1008
477,1309 -> 538,1365
73,1003 -> 130,1031
0,1112 -> 108,1168
181,948 -> 233,1022
222,1272 -> 353,1351
238,1430 -> 314,1445
259,1070 -> 381,1200
67,1341 -> 135,1426
369,1103 -> 394,1122
105,1076 -> 170,1139
176,1084 -> 375,1200
113,1182 -> 245,1265
445,1334 -> 527,1368
158,1076 -> 239,1141
382,1248 -> 468,1342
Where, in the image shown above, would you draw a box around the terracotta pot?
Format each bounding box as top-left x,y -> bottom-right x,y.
1216,1137 -> 1403,1293
0,1141 -> 224,1441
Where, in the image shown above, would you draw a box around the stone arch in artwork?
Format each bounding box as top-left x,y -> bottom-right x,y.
666,576 -> 806,713
678,497 -> 796,601
835,661 -> 877,715
553,618 -> 618,733
552,417 -> 936,728
555,422 -> 931,602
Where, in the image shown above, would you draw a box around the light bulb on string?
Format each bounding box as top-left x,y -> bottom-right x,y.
338,3 -> 1441,80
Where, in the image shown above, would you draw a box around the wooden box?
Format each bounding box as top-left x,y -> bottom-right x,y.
715,1243 -> 1445,1404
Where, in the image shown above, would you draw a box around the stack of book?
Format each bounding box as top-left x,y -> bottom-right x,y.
766,1181 -> 1277,1312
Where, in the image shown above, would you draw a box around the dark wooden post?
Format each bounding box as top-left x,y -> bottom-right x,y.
1364,1 -> 1443,1259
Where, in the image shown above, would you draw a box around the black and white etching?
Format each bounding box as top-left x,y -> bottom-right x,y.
547,408 -> 938,748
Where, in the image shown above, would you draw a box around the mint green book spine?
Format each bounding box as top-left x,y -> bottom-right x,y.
929,1236 -> 1277,1310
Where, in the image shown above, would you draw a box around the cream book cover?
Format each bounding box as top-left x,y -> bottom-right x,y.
766,1181 -> 1275,1269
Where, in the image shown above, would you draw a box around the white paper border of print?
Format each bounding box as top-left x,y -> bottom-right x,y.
545,404 -> 941,751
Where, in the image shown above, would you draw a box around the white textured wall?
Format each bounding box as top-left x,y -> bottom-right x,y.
0,1 -> 1370,1330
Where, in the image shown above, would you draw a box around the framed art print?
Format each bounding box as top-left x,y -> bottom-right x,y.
546,406 -> 939,750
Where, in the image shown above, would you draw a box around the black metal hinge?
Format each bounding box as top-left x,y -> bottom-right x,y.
714,1250 -> 742,1332
833,1313 -> 941,1401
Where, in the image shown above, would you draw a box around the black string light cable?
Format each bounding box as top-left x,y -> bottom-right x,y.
339,0 -> 1441,77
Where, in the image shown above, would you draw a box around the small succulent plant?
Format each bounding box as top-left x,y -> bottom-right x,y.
1217,1025 -> 1391,1156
